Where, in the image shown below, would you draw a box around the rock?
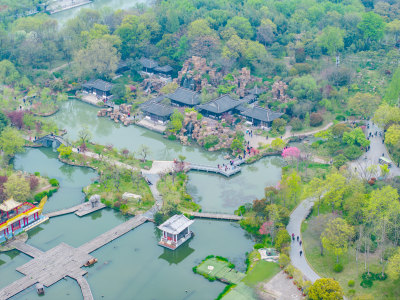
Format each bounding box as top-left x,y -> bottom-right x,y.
122,192 -> 142,202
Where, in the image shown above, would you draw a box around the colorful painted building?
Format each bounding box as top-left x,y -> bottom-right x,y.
0,199 -> 48,244
158,214 -> 194,250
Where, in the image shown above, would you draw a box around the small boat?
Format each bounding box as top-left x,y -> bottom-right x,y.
84,258 -> 98,266
36,283 -> 44,295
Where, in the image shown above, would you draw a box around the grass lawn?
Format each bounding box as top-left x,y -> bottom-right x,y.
302,215 -> 400,299
242,261 -> 280,287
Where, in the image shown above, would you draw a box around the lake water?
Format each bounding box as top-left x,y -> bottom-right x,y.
0,99 -> 281,299
51,0 -> 147,25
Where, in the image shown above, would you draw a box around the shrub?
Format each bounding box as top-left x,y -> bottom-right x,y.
375,273 -> 387,281
335,115 -> 346,121
333,154 -> 348,168
254,243 -> 264,249
49,178 -> 59,187
203,135 -> 219,149
168,135 -> 176,141
360,279 -> 373,288
279,254 -> 290,268
361,272 -> 376,281
348,289 -> 356,296
343,145 -> 363,160
274,228 -> 291,251
289,117 -> 303,131
333,264 -> 343,273
310,113 -> 323,127
34,172 -> 40,176
348,280 -> 355,287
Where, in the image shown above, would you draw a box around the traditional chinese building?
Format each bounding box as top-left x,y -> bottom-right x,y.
240,106 -> 283,127
82,79 -> 114,99
0,199 -> 48,244
158,215 -> 194,250
197,95 -> 241,119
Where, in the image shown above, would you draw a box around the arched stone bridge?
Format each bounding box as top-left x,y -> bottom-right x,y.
34,134 -> 68,148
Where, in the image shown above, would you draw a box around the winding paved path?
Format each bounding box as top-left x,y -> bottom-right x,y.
286,198 -> 320,283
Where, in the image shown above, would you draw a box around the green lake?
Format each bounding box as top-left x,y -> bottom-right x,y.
0,99 -> 281,299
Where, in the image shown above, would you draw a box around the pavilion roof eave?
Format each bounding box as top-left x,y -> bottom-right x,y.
158,215 -> 194,235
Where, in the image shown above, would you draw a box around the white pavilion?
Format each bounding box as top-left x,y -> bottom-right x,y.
158,214 -> 194,250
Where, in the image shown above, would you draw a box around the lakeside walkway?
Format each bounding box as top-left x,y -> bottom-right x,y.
286,198 -> 320,283
190,212 -> 243,221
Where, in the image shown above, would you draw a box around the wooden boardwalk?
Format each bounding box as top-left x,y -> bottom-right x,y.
190,212 -> 243,221
189,163 -> 241,177
46,204 -> 81,217
70,275 -> 94,300
79,215 -> 147,254
46,202 -> 106,218
0,277 -> 37,299
13,241 -> 43,258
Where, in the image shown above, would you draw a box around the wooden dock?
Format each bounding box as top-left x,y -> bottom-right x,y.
190,212 -> 243,221
13,241 -> 43,258
79,215 -> 147,254
70,275 -> 94,300
46,202 -> 106,218
189,163 -> 241,177
0,277 -> 37,299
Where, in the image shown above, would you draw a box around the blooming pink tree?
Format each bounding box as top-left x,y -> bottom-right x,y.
282,146 -> 301,169
282,146 -> 300,159
259,221 -> 274,235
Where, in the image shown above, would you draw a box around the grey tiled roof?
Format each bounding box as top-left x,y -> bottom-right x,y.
155,65 -> 173,73
141,101 -> 173,117
241,106 -> 283,123
167,87 -> 200,105
140,58 -> 158,69
82,79 -> 113,92
198,95 -> 241,114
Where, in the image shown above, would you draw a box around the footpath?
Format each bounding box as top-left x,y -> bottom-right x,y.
286,198 -> 320,283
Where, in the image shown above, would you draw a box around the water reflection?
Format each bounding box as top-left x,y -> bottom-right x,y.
158,243 -> 195,265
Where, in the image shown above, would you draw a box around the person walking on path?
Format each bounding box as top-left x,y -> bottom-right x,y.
299,250 -> 303,256
297,236 -> 299,242
299,240 -> 302,246
292,233 -> 295,241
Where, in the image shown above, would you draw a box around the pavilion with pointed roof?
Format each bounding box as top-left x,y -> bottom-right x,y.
158,214 -> 194,250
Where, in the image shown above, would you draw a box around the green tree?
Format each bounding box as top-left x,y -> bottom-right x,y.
73,38 -> 119,79
387,248 -> 400,280
57,144 -> 72,158
0,111 -> 9,133
168,109 -> 184,134
4,173 -> 30,202
348,93 -> 380,118
280,171 -> 301,208
0,60 -> 20,86
187,19 -> 216,40
342,128 -> 370,147
373,103 -> 400,128
323,172 -> 347,211
317,26 -> 344,55
386,20 -> 400,44
271,118 -> 286,134
358,12 -> 386,44
386,124 -> 400,147
308,278 -> 343,300
226,16 -> 253,39
230,138 -> 243,153
0,127 -> 24,160
271,138 -> 286,151
289,75 -> 319,101
322,218 -> 354,263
